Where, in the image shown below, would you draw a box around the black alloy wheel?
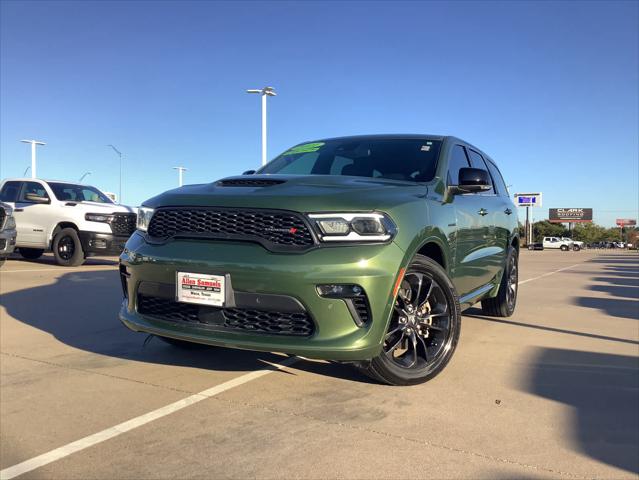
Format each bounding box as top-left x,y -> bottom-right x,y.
358,255 -> 461,386
52,228 -> 85,267
481,245 -> 518,317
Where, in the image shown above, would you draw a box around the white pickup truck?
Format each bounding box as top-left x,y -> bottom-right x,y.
561,237 -> 584,251
542,236 -> 574,251
0,178 -> 136,266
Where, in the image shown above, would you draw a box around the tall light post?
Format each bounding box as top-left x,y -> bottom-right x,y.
79,172 -> 92,182
20,139 -> 45,179
107,145 -> 123,202
173,166 -> 187,187
23,166 -> 31,177
246,86 -> 276,166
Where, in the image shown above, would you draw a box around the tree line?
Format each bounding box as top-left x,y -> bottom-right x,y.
519,221 -> 639,244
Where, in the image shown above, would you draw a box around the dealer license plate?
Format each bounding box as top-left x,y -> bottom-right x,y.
176,272 -> 225,307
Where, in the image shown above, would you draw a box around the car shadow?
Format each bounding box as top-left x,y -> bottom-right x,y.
7,252 -> 118,266
0,270 -> 373,383
521,347 -> 639,475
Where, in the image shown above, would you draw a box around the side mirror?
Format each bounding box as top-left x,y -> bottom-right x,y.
25,193 -> 50,204
242,170 -> 256,175
455,168 -> 491,193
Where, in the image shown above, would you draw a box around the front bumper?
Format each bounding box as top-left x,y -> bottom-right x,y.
0,228 -> 17,257
79,231 -> 131,256
118,233 -> 406,361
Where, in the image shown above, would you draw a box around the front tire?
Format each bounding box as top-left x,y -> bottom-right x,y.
19,248 -> 44,260
560,245 -> 569,251
481,246 -> 518,317
52,228 -> 85,267
357,255 -> 461,386
573,245 -> 581,251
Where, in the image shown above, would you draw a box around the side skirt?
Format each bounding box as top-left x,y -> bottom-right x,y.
459,283 -> 495,311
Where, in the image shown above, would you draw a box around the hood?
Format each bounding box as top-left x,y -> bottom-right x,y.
76,201 -> 135,213
143,175 -> 428,212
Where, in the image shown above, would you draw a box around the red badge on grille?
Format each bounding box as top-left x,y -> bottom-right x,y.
289,227 -> 298,234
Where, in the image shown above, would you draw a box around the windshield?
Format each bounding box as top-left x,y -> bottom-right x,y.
258,138 -> 442,182
48,182 -> 113,204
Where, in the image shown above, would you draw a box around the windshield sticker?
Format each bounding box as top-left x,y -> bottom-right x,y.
421,145 -> 431,151
282,142 -> 325,156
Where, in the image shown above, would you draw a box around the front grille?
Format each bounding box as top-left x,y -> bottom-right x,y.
110,213 -> 137,236
0,239 -> 6,250
137,294 -> 315,337
147,207 -> 315,250
218,179 -> 286,187
0,209 -> 5,230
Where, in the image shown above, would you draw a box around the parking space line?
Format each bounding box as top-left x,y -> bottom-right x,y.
519,262 -> 583,286
0,356 -> 299,480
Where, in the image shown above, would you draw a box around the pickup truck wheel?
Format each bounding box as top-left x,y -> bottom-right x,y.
53,228 -> 85,267
560,244 -> 569,251
357,255 -> 461,386
19,248 -> 44,260
573,245 -> 581,251
481,246 -> 518,317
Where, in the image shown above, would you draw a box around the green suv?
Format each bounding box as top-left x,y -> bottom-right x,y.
119,135 -> 519,385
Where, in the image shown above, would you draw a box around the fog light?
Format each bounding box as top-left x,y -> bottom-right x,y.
317,284 -> 364,298
91,239 -> 108,249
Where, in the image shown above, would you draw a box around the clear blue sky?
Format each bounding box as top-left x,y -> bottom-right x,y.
1,0 -> 637,226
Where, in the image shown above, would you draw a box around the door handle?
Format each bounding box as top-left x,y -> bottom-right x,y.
504,208 -> 513,215
478,208 -> 488,216
14,208 -> 24,212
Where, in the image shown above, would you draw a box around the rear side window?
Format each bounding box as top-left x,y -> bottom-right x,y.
467,149 -> 495,194
485,160 -> 509,196
19,182 -> 49,203
0,181 -> 21,202
448,145 -> 471,184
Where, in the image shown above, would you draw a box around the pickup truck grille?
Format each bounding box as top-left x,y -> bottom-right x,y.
0,209 -> 5,231
147,207 -> 315,251
137,294 -> 315,337
110,213 -> 137,236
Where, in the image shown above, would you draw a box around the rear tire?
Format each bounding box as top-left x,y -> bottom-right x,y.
481,246 -> 518,317
19,248 -> 44,260
52,228 -> 85,267
560,245 -> 569,251
573,245 -> 581,251
357,255 -> 461,386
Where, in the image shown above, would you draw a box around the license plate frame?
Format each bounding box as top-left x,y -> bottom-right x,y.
176,271 -> 226,307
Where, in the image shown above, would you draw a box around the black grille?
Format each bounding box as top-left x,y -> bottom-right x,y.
110,213 -> 137,236
351,296 -> 371,324
218,179 -> 286,187
0,209 -> 5,230
137,294 -> 314,337
147,208 -> 315,250
0,239 -> 6,250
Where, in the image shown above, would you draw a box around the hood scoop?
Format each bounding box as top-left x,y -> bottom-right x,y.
217,178 -> 286,187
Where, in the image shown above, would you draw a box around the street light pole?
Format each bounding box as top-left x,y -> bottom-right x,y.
107,145 -> 123,202
20,139 -> 46,179
246,86 -> 277,166
173,166 -> 187,187
79,172 -> 92,182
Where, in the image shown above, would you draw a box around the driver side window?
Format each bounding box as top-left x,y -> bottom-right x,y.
19,182 -> 49,203
447,145 -> 470,185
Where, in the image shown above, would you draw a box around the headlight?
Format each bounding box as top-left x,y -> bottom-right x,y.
85,213 -> 112,223
137,207 -> 155,232
5,216 -> 16,229
308,212 -> 396,242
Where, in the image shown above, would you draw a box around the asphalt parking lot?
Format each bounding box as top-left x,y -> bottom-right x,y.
1,249 -> 638,479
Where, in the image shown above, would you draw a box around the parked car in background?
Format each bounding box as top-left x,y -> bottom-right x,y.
0,178 -> 136,266
561,237 -> 584,251
543,236 -> 573,251
527,242 -> 544,250
120,134 -> 520,386
0,201 -> 17,267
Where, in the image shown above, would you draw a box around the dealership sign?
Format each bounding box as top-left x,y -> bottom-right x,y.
616,218 -> 637,227
549,208 -> 593,223
514,193 -> 542,207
